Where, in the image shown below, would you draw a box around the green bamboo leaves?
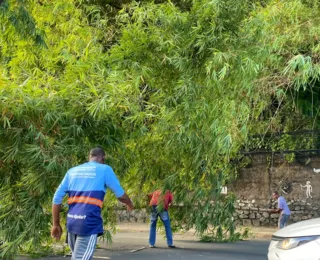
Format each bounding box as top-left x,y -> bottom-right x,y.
1,0 -> 320,258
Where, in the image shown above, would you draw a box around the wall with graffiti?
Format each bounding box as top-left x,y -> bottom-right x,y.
231,154 -> 320,226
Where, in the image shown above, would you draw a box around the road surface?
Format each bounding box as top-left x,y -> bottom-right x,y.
21,230 -> 269,260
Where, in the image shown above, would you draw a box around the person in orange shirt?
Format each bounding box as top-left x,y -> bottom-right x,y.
148,190 -> 175,248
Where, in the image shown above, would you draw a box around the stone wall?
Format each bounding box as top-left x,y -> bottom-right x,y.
116,208 -> 148,223
115,154 -> 320,227
234,199 -> 320,227
115,200 -> 320,227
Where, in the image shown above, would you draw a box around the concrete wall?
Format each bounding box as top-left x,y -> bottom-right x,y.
232,154 -> 320,226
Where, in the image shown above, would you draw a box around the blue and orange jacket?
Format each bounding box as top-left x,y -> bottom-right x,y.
53,161 -> 124,236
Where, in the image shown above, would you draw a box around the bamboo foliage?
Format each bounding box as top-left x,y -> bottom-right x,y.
0,0 -> 46,46
0,1 -> 128,257
1,0 -> 320,257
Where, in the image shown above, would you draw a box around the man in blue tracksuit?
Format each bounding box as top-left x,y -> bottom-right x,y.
51,147 -> 133,260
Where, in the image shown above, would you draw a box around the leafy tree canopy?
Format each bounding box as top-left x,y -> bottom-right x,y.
1,0 -> 320,257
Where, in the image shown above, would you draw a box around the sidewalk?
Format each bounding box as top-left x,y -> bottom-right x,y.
116,222 -> 277,241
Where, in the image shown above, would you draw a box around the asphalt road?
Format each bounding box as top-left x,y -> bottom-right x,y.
21,230 -> 269,260
94,241 -> 269,260
102,231 -> 269,260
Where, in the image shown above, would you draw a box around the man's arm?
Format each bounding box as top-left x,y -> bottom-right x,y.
105,166 -> 134,211
269,197 -> 282,214
51,174 -> 68,240
51,204 -> 63,240
168,191 -> 173,205
52,204 -> 62,226
269,208 -> 281,214
117,192 -> 133,211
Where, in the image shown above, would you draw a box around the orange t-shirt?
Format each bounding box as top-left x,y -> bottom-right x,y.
149,190 -> 173,210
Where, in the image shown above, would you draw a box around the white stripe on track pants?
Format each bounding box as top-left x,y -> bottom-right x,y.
68,233 -> 98,260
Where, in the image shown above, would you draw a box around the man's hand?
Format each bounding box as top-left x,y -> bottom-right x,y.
118,192 -> 134,211
51,224 -> 63,241
126,203 -> 134,211
269,208 -> 280,214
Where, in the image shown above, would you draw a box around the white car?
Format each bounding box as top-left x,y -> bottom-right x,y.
268,218 -> 320,260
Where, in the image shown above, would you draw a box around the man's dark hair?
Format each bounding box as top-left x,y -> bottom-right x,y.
90,147 -> 105,157
273,191 -> 279,195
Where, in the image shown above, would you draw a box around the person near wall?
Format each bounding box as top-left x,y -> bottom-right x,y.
269,191 -> 291,229
148,189 -> 175,248
51,147 -> 134,260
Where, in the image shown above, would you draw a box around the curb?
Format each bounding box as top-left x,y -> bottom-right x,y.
115,223 -> 276,240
